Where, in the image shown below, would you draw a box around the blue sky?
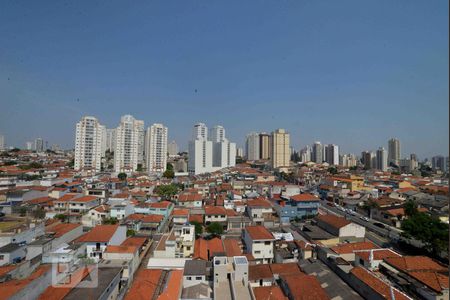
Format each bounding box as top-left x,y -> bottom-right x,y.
0,1 -> 448,159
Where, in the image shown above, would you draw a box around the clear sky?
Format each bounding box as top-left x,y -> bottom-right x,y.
0,1 -> 448,159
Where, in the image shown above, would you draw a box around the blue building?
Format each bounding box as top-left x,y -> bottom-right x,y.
274,193 -> 320,223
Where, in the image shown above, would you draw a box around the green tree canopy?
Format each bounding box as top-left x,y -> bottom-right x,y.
118,172 -> 127,181
401,212 -> 449,256
206,222 -> 224,235
190,221 -> 203,237
103,217 -> 118,225
154,184 -> 179,200
404,200 -> 418,217
163,169 -> 175,179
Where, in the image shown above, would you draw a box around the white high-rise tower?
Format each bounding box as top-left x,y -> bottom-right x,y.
74,116 -> 105,172
114,115 -> 144,173
188,123 -> 213,175
146,123 -> 168,174
245,132 -> 260,161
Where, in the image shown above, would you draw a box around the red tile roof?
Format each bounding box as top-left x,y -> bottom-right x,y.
149,201 -> 173,209
356,249 -> 401,261
172,208 -> 189,216
383,256 -> 447,273
105,245 -> 138,254
245,226 -> 275,240
157,270 -> 183,300
193,237 -> 225,260
75,224 -> 120,243
281,274 -> 330,300
124,269 -> 162,300
121,236 -> 147,248
350,267 -> 411,300
331,241 -> 378,254
189,214 -> 204,224
408,270 -> 449,293
205,206 -> 227,215
45,223 -> 81,238
247,198 -> 273,208
316,214 -> 351,229
223,239 -> 242,257
0,265 -> 51,300
270,263 -> 302,276
249,264 -> 273,281
178,193 -> 203,202
70,195 -> 98,203
253,286 -> 287,300
290,193 -> 319,202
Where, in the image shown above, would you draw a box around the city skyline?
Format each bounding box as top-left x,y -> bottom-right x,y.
0,1 -> 448,158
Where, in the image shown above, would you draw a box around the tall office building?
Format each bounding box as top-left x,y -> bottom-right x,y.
300,145 -> 312,163
340,154 -> 357,167
431,156 -> 447,172
25,141 -> 33,150
325,144 -> 339,165
312,142 -> 323,164
209,125 -> 236,169
105,129 -> 116,152
388,138 -> 401,165
35,138 -> 44,152
376,147 -> 388,171
270,129 -> 290,168
236,147 -> 244,158
245,132 -> 260,161
0,135 -> 5,151
209,125 -> 225,143
168,140 -> 179,157
188,123 -> 213,175
146,123 -> 168,174
193,122 -> 208,140
114,115 -> 144,173
74,116 -> 105,172
259,132 -> 271,160
361,151 -> 374,169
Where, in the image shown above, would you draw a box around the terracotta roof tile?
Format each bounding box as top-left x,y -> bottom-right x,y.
75,224 -> 119,243
249,264 -> 273,281
331,241 -> 378,254
253,286 -> 287,300
290,193 -> 319,202
281,274 -> 330,300
316,214 -> 351,229
45,223 -> 81,238
124,269 -> 162,300
350,267 -> 411,300
245,226 -> 275,241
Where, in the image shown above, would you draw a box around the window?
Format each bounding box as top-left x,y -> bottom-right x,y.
254,250 -> 261,254
186,246 -> 191,251
186,276 -> 192,280
195,276 -> 202,280
0,255 -> 4,260
264,241 -> 271,245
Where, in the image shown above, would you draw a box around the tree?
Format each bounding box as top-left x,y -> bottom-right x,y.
118,173 -> 127,181
54,214 -> 67,222
103,217 -> 118,225
126,229 -> 136,237
328,167 -> 338,175
401,212 -> 449,256
206,222 -> 224,235
154,184 -> 179,200
404,200 -> 418,217
166,163 -> 174,171
67,159 -> 74,168
19,207 -> 27,217
362,199 -> 379,218
163,169 -> 175,179
190,221 -> 203,237
349,166 -> 358,171
32,207 -> 46,219
136,164 -> 143,172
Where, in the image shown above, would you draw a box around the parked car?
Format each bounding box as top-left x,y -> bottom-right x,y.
359,216 -> 370,222
373,222 -> 386,229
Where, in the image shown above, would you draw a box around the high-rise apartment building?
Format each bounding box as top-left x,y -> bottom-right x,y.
376,147 -> 388,171
25,141 -> 33,150
270,129 -> 290,168
340,154 -> 357,167
312,142 -> 323,164
74,116 -> 105,172
388,138 -> 401,165
105,129 -> 116,152
432,156 -> 448,172
300,145 -> 312,163
114,115 -> 144,173
361,151 -> 374,169
188,123 -> 213,175
236,147 -> 244,158
209,125 -> 236,169
0,135 -> 5,151
259,133 -> 271,160
35,138 -> 44,152
245,132 -> 260,161
146,123 -> 168,174
325,144 -> 339,165
168,140 -> 179,157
